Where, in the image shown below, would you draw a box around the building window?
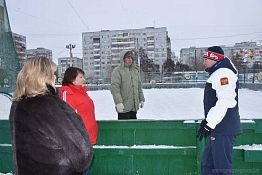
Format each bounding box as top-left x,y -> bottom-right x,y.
93,38 -> 100,43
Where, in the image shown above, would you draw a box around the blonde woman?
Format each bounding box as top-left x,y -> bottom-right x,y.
9,57 -> 93,175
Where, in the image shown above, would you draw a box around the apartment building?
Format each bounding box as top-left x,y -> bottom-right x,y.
82,27 -> 171,83
57,56 -> 83,80
12,32 -> 26,66
26,47 -> 53,60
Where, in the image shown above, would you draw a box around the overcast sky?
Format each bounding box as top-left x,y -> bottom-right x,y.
5,0 -> 262,63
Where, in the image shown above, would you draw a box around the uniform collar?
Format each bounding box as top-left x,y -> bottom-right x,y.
205,57 -> 237,75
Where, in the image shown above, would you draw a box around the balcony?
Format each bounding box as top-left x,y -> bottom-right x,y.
111,46 -> 135,50
147,39 -> 154,43
93,48 -> 100,51
111,57 -> 120,61
93,42 -> 100,46
94,53 -> 100,56
147,45 -> 155,48
111,41 -> 135,45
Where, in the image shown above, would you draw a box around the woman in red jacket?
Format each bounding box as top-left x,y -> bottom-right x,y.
59,67 -> 98,145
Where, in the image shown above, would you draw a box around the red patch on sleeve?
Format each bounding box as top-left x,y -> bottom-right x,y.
220,77 -> 229,86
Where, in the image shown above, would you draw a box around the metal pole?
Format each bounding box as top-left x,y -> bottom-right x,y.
66,44 -> 76,68
243,67 -> 246,84
252,61 -> 256,83
194,49 -> 198,82
136,38 -> 142,82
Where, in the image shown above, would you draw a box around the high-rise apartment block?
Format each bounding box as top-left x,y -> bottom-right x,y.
26,47 -> 53,60
57,56 -> 83,79
82,27 -> 171,83
12,32 -> 26,66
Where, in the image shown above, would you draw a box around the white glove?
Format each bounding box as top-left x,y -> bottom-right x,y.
116,103 -> 124,113
140,101 -> 144,108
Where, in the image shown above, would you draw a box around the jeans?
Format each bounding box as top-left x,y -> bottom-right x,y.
83,169 -> 88,175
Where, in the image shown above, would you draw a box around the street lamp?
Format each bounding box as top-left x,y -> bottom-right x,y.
66,44 -> 76,68
194,49 -> 198,82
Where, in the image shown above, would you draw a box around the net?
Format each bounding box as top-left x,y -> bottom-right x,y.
0,0 -> 20,94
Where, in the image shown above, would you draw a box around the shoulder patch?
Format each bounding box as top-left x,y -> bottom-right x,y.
220,77 -> 229,86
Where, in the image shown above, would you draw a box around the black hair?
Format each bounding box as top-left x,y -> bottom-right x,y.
62,67 -> 85,86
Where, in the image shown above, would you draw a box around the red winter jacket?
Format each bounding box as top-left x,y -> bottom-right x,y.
59,85 -> 98,145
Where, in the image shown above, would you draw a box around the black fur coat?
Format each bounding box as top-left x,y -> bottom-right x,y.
9,85 -> 93,175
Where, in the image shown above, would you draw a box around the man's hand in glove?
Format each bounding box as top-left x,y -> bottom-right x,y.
116,103 -> 124,113
197,119 -> 213,141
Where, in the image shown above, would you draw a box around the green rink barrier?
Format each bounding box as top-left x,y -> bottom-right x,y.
89,146 -> 197,175
235,120 -> 262,146
245,150 -> 262,162
1,119 -> 262,174
96,120 -> 196,146
232,149 -> 261,175
1,145 -> 261,175
0,145 -> 14,174
0,120 -> 11,144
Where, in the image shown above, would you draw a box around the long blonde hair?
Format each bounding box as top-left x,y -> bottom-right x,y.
13,57 -> 57,101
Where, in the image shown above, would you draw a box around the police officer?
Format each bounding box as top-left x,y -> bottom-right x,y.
197,46 -> 241,175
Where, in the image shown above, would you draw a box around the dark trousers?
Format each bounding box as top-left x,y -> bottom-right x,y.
118,111 -> 137,120
201,134 -> 236,175
83,169 -> 88,175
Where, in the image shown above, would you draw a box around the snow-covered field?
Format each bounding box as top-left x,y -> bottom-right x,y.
89,88 -> 262,120
1,88 -> 262,120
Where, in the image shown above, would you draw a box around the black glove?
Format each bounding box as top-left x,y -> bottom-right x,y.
197,119 -> 213,141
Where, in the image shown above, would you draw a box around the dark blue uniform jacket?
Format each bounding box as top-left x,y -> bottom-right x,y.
204,57 -> 241,135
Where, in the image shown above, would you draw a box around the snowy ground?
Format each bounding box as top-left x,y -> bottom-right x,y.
89,88 -> 262,120
0,94 -> 12,120
1,88 -> 262,120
